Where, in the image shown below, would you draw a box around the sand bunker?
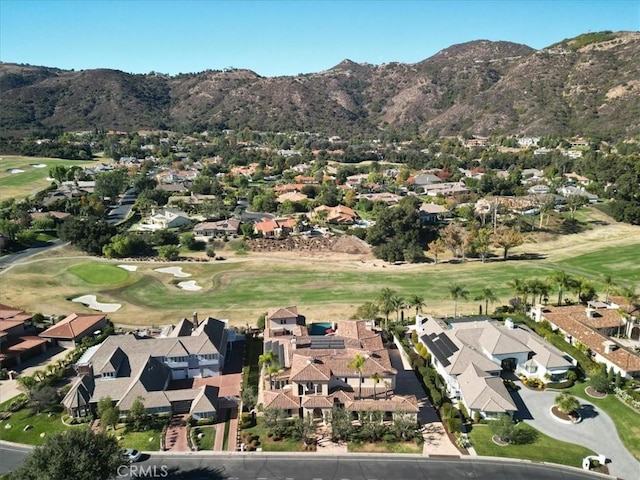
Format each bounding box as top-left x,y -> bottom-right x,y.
46,177 -> 55,181
154,266 -> 191,277
72,295 -> 121,313
8,169 -> 25,174
117,264 -> 138,272
177,280 -> 202,291
31,164 -> 47,168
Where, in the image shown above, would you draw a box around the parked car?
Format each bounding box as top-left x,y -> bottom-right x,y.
123,448 -> 141,463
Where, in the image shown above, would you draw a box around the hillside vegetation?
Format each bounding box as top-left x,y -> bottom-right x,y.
1,31 -> 639,139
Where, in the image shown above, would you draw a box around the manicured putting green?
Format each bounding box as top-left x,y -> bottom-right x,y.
67,263 -> 130,285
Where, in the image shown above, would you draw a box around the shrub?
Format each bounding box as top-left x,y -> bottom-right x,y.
446,416 -> 462,434
590,373 -> 612,393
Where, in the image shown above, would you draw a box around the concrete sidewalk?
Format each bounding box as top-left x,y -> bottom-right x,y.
514,382 -> 639,480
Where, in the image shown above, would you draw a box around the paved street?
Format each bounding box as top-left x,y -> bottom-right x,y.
513,381 -> 640,480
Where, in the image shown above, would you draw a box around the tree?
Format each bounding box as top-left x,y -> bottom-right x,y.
127,396 -> 148,432
157,244 -> 180,261
471,227 -> 492,263
377,288 -> 397,329
566,194 -> 587,220
390,294 -> 405,325
241,386 -> 257,411
101,406 -> 120,430
554,393 -> 580,416
407,295 -> 426,318
352,302 -> 379,322
489,414 -> 516,444
601,274 -> 615,302
392,416 -> 418,441
94,169 -> 128,201
370,372 -> 383,400
589,373 -> 612,394
474,288 -> 499,316
492,226 -> 524,260
348,354 -> 367,399
263,407 -> 288,439
550,270 -> 575,306
572,276 -> 595,304
449,283 -> 469,317
11,428 -> 124,480
97,396 -> 114,419
427,238 -> 446,264
28,384 -> 59,413
329,405 -> 352,442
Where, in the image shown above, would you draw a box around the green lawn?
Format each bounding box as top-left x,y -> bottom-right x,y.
556,382 -> 640,461
67,263 -> 131,285
468,423 -> 596,468
193,426 -> 216,450
557,243 -> 640,286
0,155 -> 102,200
113,424 -> 163,451
0,408 -> 72,445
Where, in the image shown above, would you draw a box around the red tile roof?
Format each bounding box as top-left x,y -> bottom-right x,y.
40,313 -> 106,340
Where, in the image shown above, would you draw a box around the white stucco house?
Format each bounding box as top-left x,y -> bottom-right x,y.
415,316 -> 574,419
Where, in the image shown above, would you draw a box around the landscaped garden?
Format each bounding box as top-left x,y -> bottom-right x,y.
468,423 -> 596,467
192,425 -> 216,450
556,381 -> 640,461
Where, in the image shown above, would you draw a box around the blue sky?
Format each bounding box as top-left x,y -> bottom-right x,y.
1,0 -> 638,77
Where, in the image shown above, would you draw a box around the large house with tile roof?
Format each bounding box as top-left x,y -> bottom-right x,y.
416,316 -> 574,419
532,301 -> 640,379
62,316 -> 230,419
261,308 -> 419,424
39,313 -> 108,348
0,304 -> 48,367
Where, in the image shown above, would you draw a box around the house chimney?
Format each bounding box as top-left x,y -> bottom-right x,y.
585,308 -> 595,319
505,318 -> 515,330
193,311 -> 198,326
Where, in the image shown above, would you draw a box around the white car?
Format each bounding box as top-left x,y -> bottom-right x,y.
123,448 -> 142,463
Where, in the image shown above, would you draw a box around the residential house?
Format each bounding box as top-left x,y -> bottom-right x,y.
142,208 -> 192,231
311,205 -> 358,224
253,217 -> 297,238
423,182 -> 469,197
563,172 -> 590,186
0,304 -> 47,367
418,203 -> 449,223
532,303 -> 640,379
356,192 -> 402,204
277,191 -> 309,204
413,173 -> 442,187
193,219 -> 241,238
416,316 -> 573,419
558,185 -> 599,203
262,310 -> 419,423
62,315 -> 230,419
40,313 -> 108,348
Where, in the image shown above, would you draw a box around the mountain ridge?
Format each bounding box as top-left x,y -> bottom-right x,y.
1,31 -> 639,139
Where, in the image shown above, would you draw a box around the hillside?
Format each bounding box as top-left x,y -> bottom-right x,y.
1,31 -> 639,138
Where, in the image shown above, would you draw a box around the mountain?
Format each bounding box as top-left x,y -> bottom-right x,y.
1,31 -> 639,139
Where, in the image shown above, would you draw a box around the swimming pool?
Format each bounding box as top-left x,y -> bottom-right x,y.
309,322 -> 333,336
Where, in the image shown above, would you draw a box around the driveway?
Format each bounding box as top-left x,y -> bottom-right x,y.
389,348 -> 459,456
513,382 -> 640,479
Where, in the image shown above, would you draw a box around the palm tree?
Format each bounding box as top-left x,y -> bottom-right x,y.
259,350 -> 278,387
370,372 -> 382,400
348,354 -> 367,399
615,286 -> 640,336
601,274 -> 614,302
407,294 -> 426,319
448,283 -> 469,318
474,287 -> 499,316
390,294 -> 405,325
377,288 -> 397,329
266,363 -> 281,389
550,270 -> 575,306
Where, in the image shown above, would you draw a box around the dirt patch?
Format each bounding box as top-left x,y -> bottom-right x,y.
585,386 -> 607,399
246,234 -> 372,257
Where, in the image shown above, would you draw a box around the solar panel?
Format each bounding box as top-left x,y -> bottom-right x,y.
421,333 -> 457,367
309,337 -> 345,349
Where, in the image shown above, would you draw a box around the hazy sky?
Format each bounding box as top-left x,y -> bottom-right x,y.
1,0 -> 638,77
